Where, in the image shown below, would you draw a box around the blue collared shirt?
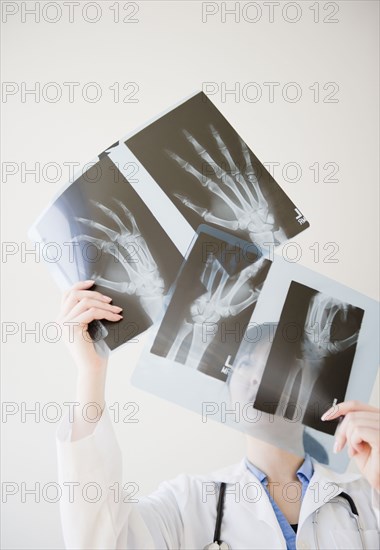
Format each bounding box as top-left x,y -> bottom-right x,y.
245,454 -> 314,550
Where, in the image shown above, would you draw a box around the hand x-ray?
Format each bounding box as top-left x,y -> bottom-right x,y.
247,282 -> 364,434
29,91 -> 310,351
132,247 -> 379,472
29,152 -> 183,350
126,91 -> 309,250
150,225 -> 272,381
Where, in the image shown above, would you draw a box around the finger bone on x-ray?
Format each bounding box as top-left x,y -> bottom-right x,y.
302,293 -> 360,357
278,292 -> 361,420
167,124 -> 287,247
72,198 -> 165,321
167,255 -> 265,369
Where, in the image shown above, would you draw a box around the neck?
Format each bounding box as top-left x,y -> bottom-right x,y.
245,436 -> 305,483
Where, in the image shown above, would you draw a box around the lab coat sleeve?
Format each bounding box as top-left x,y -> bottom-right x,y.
371,487 -> 380,529
55,404 -> 184,549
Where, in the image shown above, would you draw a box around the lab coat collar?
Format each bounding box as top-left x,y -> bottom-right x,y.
298,458 -> 362,529
206,456 -> 362,485
245,453 -> 314,486
207,457 -> 363,536
207,457 -> 257,484
207,458 -> 289,545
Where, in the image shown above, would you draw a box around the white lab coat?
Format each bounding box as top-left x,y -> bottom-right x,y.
56,405 -> 380,550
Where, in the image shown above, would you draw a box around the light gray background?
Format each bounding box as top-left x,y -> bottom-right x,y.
1,1 -> 379,548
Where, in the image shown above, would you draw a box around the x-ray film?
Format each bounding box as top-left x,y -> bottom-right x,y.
132,248 -> 379,472
29,90 -> 310,352
150,225 -> 272,381
126,91 -> 309,249
253,281 -> 364,435
28,152 -> 183,350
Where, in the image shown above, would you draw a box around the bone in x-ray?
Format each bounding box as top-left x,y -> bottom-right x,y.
167,254 -> 267,370
167,124 -> 287,248
73,197 -> 165,322
277,292 -> 361,420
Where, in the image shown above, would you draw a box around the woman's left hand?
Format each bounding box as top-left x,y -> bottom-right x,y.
322,400 -> 380,492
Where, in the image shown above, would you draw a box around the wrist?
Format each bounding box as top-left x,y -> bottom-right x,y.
77,361 -> 108,377
76,362 -> 107,383
76,362 -> 107,393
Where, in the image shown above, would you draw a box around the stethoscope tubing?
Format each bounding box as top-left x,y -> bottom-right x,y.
213,482 -> 227,545
313,492 -> 365,550
205,484 -> 365,550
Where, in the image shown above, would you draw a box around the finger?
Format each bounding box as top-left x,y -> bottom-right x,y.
62,280 -> 95,303
96,201 -> 128,234
335,412 -> 378,447
351,426 -> 379,449
347,423 -> 380,452
183,129 -> 218,173
73,307 -> 123,326
347,426 -> 380,456
65,298 -> 122,322
210,124 -> 239,176
334,412 -> 380,452
339,412 -> 380,427
321,400 -> 378,421
347,439 -> 367,458
62,289 -> 113,317
76,213 -> 118,241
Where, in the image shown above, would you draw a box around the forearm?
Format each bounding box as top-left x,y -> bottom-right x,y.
58,280 -> 122,441
72,365 -> 108,441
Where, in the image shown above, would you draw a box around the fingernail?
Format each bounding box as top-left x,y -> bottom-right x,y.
321,408 -> 333,421
85,279 -> 95,284
333,441 -> 340,454
113,306 -> 123,312
102,295 -> 112,302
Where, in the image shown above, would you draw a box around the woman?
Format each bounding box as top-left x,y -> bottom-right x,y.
56,280 -> 380,549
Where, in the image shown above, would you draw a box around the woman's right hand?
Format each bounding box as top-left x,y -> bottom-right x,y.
57,279 -> 123,374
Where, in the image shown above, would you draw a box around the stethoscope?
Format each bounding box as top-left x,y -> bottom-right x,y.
203,483 -> 365,550
312,491 -> 365,549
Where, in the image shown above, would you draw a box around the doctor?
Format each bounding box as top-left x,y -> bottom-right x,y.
56,280 -> 380,549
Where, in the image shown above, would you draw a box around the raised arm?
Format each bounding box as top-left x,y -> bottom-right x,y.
57,279 -> 123,440
55,280 -> 184,549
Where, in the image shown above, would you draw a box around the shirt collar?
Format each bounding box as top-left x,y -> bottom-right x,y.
245,453 -> 314,484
